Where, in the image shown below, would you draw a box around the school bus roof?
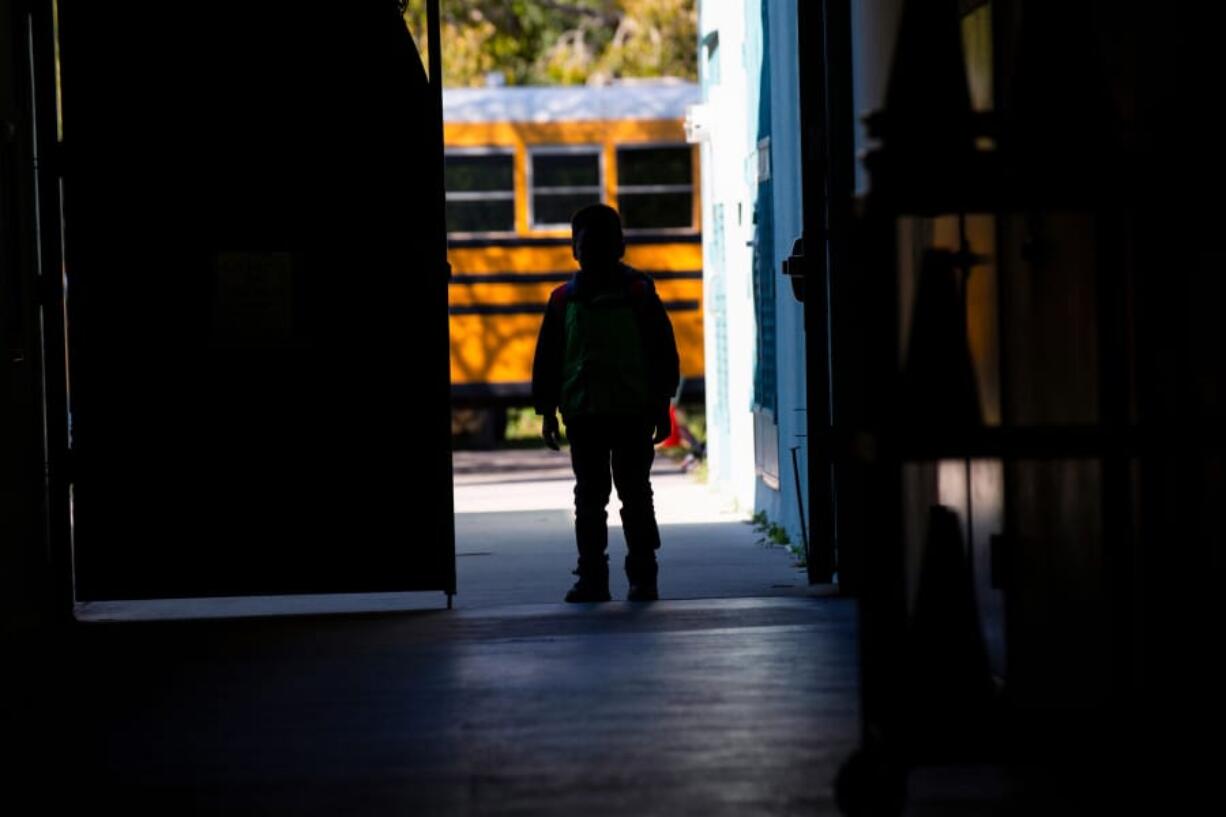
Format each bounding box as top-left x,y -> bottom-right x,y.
443,81 -> 700,124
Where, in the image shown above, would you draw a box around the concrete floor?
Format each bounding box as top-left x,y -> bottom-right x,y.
453,448 -> 814,607
10,449 -> 1131,814
74,447 -> 812,622
18,449 -> 865,815
14,596 -> 861,815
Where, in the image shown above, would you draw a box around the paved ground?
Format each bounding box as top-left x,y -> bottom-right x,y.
453,447 -> 816,607
13,597 -> 862,816
35,447 -> 1121,814
75,447 -> 814,623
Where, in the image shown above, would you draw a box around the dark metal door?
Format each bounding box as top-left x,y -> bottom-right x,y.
792,0 -> 854,586
53,1 -> 454,601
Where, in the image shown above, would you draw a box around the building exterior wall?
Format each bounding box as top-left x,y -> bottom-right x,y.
695,0 -> 758,513
757,0 -> 808,550
696,0 -> 809,551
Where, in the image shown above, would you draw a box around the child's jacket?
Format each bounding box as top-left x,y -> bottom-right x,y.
532,264 -> 681,421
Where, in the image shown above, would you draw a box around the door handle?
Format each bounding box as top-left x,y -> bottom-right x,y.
782,235 -> 807,302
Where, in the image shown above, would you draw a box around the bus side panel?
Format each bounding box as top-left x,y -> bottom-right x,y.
448,242 -> 704,396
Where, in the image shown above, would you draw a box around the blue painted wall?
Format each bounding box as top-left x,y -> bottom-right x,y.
755,0 -> 809,555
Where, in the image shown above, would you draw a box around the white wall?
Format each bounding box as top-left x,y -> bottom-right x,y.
697,0 -> 759,514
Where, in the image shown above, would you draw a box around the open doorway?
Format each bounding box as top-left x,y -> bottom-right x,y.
41,0 -> 827,618
410,1 -> 819,607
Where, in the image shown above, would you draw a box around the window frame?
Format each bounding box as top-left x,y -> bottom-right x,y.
526,144 -> 605,232
443,146 -> 518,238
614,141 -> 697,235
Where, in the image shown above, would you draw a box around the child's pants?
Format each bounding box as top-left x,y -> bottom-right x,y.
565,415 -> 661,585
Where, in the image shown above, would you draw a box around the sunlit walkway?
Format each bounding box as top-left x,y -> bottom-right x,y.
453,448 -> 814,607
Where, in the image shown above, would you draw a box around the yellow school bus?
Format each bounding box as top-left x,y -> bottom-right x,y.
444,81 -> 704,423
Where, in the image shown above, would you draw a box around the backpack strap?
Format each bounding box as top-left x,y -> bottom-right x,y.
626,277 -> 651,301
546,280 -> 575,320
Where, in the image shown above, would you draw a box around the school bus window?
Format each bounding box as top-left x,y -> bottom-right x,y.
445,151 -> 515,234
617,145 -> 694,231
530,148 -> 603,229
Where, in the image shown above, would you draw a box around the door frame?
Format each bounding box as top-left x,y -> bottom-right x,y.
795,0 -> 854,586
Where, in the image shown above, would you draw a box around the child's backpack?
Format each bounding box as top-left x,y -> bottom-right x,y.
555,275 -> 654,419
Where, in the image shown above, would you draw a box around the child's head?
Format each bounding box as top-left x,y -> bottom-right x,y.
571,204 -> 626,272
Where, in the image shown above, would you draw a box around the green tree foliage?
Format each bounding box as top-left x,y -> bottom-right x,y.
402,0 -> 696,87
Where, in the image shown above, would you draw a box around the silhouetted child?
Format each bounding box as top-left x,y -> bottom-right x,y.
532,204 -> 680,602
